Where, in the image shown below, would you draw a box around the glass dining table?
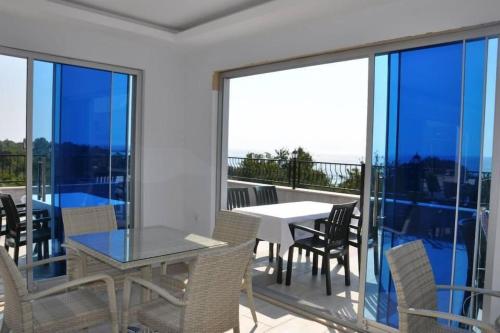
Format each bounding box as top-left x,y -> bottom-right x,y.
66,226 -> 227,298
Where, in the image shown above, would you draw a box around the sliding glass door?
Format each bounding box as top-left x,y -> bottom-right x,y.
364,37 -> 498,328
30,60 -> 136,279
0,47 -> 139,283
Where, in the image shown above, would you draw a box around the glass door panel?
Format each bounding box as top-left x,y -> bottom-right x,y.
31,61 -> 135,279
364,37 -> 498,328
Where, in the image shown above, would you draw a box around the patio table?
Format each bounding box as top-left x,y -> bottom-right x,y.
66,225 -> 227,299
234,201 -> 335,283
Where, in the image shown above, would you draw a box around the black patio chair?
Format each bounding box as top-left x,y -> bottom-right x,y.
0,194 -> 51,265
286,201 -> 357,295
227,187 -> 251,210
253,186 -> 279,262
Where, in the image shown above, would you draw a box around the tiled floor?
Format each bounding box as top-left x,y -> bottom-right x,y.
0,253 -> 347,332
0,280 -> 344,333
0,234 -> 360,332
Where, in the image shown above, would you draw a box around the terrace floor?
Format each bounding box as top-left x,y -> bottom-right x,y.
251,240 -> 362,327
0,236 -> 351,332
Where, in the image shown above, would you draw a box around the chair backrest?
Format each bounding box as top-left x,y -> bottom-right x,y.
326,201 -> 357,248
386,240 -> 438,332
182,240 -> 254,332
227,188 -> 251,210
0,246 -> 30,332
0,193 -> 22,237
253,185 -> 278,205
212,210 -> 260,245
62,205 -> 117,237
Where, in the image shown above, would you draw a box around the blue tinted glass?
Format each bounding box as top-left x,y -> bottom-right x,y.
111,73 -> 129,228
452,38 -> 486,314
56,64 -> 112,207
367,42 -> 464,327
372,55 -> 389,165
364,55 -> 389,322
31,62 -> 134,279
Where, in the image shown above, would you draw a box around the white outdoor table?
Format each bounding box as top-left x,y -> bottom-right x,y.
234,201 -> 334,283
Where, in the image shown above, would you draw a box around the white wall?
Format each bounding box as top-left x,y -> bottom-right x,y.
181,0 -> 500,236
181,0 -> 500,322
0,7 -> 187,229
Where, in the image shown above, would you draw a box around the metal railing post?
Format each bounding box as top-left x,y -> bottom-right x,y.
292,157 -> 297,189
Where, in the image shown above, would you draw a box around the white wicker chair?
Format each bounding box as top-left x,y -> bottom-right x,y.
61,205 -> 140,286
386,240 -> 500,333
160,210 -> 261,323
122,240 -> 255,333
0,246 -> 119,333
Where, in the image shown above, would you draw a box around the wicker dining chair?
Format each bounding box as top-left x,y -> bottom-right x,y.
122,240 -> 255,333
386,240 -> 500,333
161,210 -> 261,323
0,246 -> 119,333
61,205 -> 140,285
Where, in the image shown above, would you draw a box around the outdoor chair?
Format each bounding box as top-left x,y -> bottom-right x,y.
253,185 -> 279,262
160,210 -> 261,323
227,187 -> 251,210
286,201 -> 357,295
0,193 -> 51,265
0,246 -> 119,333
122,240 -> 255,333
61,205 -> 141,286
386,240 -> 500,333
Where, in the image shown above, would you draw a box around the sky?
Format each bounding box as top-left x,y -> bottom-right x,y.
0,55 -> 27,142
227,58 -> 369,164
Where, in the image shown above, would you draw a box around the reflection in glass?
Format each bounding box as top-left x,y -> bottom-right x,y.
31,62 -> 135,279
365,38 -> 498,328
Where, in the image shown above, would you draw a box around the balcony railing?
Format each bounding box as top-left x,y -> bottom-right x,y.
0,154 -> 27,186
228,156 -> 364,194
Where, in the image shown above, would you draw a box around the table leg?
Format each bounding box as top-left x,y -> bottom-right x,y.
140,265 -> 153,302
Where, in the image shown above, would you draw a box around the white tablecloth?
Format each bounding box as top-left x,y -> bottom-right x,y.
234,201 -> 334,256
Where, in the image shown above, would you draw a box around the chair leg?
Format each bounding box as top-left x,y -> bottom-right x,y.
43,240 -> 49,259
268,243 -> 274,263
276,244 -> 281,262
286,247 -> 294,286
321,256 -> 327,275
36,242 -> 43,261
374,244 -> 380,277
298,248 -> 302,255
14,246 -> 19,265
306,250 -> 310,257
357,246 -> 361,273
0,321 -> 9,333
277,255 -> 283,284
344,254 -> 351,286
325,256 -> 332,296
246,278 -> 258,324
254,239 -> 260,254
312,253 -> 318,275
336,257 -> 343,267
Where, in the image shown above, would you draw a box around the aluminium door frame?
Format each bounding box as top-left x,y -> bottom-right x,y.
0,44 -> 144,289
216,21 -> 500,332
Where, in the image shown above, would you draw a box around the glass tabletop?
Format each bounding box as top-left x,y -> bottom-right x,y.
69,226 -> 226,263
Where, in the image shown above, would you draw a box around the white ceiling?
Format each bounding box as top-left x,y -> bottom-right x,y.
59,0 -> 273,32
